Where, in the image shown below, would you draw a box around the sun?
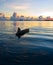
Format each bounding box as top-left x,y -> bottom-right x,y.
41,12 -> 53,17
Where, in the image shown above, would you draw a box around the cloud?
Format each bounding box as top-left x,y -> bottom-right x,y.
13,6 -> 28,10
1,0 -> 31,10
6,3 -> 29,10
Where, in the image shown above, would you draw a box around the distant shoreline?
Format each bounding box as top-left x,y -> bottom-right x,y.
0,12 -> 53,21
0,20 -> 53,21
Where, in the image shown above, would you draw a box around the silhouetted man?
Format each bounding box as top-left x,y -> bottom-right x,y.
16,27 -> 29,38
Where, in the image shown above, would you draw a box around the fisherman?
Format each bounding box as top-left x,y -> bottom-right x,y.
16,27 -> 29,38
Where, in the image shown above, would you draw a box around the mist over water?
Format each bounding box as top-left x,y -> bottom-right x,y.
0,21 -> 53,65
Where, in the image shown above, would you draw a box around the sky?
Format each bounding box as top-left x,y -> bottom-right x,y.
0,0 -> 53,17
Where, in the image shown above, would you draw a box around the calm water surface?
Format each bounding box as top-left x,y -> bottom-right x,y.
0,21 -> 53,65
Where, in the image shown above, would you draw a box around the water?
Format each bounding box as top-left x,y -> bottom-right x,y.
0,21 -> 53,65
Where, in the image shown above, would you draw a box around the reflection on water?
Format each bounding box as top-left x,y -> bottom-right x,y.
0,21 -> 53,65
0,21 -> 53,49
0,21 -> 53,32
